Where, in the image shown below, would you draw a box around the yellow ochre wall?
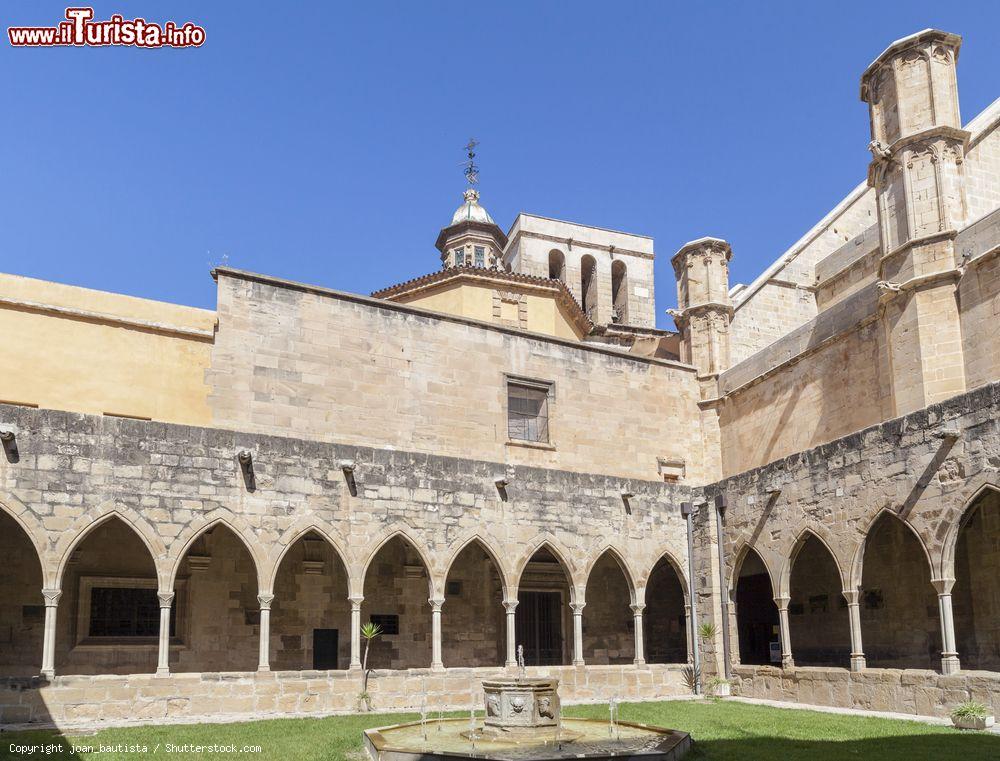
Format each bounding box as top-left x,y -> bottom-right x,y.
0,273 -> 215,425
394,280 -> 585,341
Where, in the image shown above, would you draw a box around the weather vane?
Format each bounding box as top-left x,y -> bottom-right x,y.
463,138 -> 479,186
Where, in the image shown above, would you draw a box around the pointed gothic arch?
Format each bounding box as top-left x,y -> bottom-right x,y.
0,503 -> 45,676
441,536 -> 507,667
582,548 -> 637,664
784,529 -> 851,667
733,545 -> 780,666
856,510 -> 940,669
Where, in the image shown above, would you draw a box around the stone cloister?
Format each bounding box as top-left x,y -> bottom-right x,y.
0,512 -> 695,680
1,26 -> 1000,727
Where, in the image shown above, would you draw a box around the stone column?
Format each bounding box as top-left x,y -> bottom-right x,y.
257,593 -> 274,672
570,602 -> 586,666
503,599 -> 518,668
40,588 -> 61,679
932,577 -> 961,674
156,592 -> 174,676
349,595 -> 364,670
842,589 -> 866,671
430,596 -> 445,671
774,596 -> 794,668
631,604 -> 646,666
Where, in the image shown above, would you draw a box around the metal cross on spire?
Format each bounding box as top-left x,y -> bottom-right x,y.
463,138 -> 480,186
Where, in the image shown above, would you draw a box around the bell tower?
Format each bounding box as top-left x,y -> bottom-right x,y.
861,29 -> 969,414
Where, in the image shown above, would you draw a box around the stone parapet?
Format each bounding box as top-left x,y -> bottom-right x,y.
732,665 -> 1000,719
0,665 -> 689,729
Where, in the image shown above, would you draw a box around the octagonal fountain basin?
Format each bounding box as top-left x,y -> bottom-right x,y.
362,717 -> 692,761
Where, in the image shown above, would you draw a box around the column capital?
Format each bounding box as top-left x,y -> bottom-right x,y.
570,602 -> 586,614
503,599 -> 518,613
157,592 -> 175,608
428,596 -> 445,611
630,604 -> 646,615
931,577 -> 956,595
773,596 -> 790,610
349,594 -> 364,610
841,588 -> 861,606
257,593 -> 275,610
42,589 -> 62,606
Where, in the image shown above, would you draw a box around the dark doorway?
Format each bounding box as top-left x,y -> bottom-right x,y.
517,591 -> 563,665
313,629 -> 339,670
735,549 -> 780,666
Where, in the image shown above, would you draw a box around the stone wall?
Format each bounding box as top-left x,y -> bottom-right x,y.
0,272 -> 214,426
0,664 -> 690,727
701,381 -> 1000,680
732,665 -> 1000,720
718,287 -> 892,476
0,401 -> 692,675
206,269 -> 704,483
717,209 -> 1000,477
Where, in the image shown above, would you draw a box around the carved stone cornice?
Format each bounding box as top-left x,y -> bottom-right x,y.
876,268 -> 963,303
667,301 -> 734,329
860,29 -> 962,102
670,238 -> 732,277
867,127 -> 969,189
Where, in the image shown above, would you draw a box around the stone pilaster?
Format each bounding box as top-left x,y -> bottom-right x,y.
862,30 -> 969,414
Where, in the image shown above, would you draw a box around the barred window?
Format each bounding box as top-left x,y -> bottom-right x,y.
508,381 -> 550,443
474,246 -> 485,267
370,614 -> 400,635
89,587 -> 175,638
453,248 -> 466,266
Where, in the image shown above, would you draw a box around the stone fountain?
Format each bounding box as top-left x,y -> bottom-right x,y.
363,649 -> 691,761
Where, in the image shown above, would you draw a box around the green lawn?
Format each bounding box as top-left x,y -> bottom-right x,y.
3,700 -> 997,761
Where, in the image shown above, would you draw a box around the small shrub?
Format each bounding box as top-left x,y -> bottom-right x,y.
951,701 -> 988,720
681,665 -> 700,694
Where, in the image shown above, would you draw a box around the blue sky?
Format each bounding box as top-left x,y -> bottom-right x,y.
3,1 -> 998,327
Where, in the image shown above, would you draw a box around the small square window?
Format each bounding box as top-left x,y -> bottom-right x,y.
474,246 -> 485,267
370,614 -> 400,635
507,380 -> 551,443
446,580 -> 463,596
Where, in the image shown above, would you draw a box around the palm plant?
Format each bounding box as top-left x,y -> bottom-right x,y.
697,622 -> 718,641
357,621 -> 382,712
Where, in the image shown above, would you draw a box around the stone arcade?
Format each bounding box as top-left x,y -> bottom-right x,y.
1,28 -> 1000,726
